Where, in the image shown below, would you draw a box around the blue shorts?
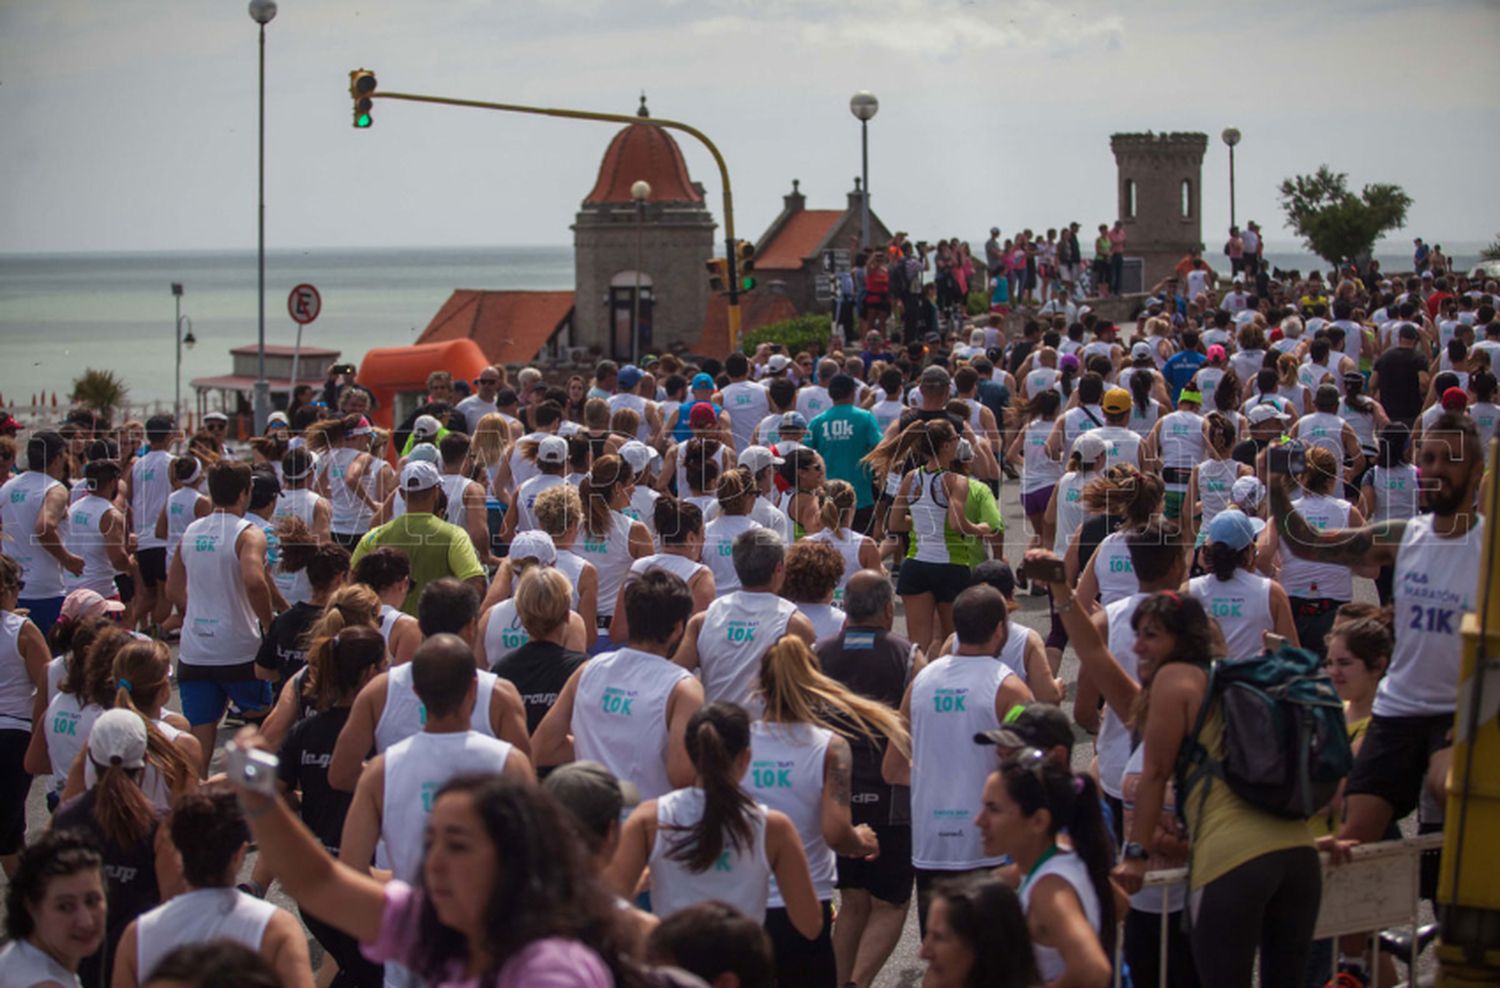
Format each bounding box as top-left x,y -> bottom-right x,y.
178,678 -> 273,727
18,596 -> 65,643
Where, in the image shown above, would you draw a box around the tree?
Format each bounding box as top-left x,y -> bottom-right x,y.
1483,234 -> 1500,263
71,368 -> 128,421
1278,166 -> 1412,268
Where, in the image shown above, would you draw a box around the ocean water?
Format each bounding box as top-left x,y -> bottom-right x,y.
0,242 -> 1484,412
0,246 -> 574,409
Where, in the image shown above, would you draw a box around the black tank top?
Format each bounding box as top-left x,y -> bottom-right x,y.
817,625 -> 914,826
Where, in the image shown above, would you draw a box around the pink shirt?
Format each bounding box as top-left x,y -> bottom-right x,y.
1108,228 -> 1127,254
363,880 -> 615,988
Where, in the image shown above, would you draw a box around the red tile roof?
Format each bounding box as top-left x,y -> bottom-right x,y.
755,210 -> 844,270
585,122 -> 703,205
692,292 -> 800,357
417,290 -> 574,366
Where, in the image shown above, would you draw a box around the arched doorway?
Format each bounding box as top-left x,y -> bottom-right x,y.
609,271 -> 654,363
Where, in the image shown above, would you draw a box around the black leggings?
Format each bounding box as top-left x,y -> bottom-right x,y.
1125,908 -> 1200,988
764,901 -> 836,988
1190,845 -> 1321,988
0,729 -> 32,856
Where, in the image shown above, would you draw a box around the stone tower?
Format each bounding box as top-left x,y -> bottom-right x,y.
1109,132 -> 1208,290
572,96 -> 717,361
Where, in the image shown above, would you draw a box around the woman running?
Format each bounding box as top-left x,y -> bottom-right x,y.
1183,411 -> 1253,553
1186,509 -> 1298,661
1,555 -> 49,875
918,877 -> 1039,988
27,624 -> 129,808
316,415 -> 382,550
806,480 -> 881,606
781,542 -> 848,642
1039,432 -> 1107,671
1072,465 -> 1164,610
777,447 -> 827,540
679,440 -> 723,518
702,469 -> 764,596
259,584 -> 384,748
1005,391 -> 1063,549
609,498 -> 715,643
350,547 -> 420,665
576,456 -> 652,649
476,532 -> 587,667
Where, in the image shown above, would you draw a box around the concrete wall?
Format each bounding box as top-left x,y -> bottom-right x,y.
1111,133 -> 1207,289
572,201 -> 716,355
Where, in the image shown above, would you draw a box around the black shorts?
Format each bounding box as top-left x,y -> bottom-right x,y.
764,901 -> 835,988
137,547 -> 168,588
331,531 -> 364,551
114,572 -> 136,605
836,825 -> 913,905
896,559 -> 970,604
0,729 -> 32,855
1345,712 -> 1454,822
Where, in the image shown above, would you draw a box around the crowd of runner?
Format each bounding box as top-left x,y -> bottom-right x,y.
0,243 -> 1494,988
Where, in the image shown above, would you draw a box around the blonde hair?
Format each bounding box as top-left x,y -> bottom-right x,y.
470,412 -> 508,469
584,398 -> 611,431
577,454 -> 633,538
515,567 -> 573,639
533,484 -> 584,538
112,640 -> 194,801
301,584 -> 382,710
817,479 -> 856,537
758,635 -> 909,757
609,408 -> 641,443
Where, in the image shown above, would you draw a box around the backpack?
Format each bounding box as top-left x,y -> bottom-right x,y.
1175,644 -> 1352,822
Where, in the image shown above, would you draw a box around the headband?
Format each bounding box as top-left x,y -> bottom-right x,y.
180,458 -> 203,485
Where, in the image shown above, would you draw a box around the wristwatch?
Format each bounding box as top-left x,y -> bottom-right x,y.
1122,841 -> 1150,862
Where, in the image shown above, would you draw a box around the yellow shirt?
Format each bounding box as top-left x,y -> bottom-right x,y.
1184,703 -> 1314,889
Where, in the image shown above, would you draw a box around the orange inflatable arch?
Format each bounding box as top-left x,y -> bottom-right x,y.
356,338 -> 490,458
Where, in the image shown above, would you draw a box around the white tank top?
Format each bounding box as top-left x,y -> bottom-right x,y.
554,550 -> 587,610
1299,360 -> 1336,393
1095,426 -> 1142,471
720,382 -> 769,452
1121,743 -> 1186,915
629,552 -> 706,589
378,604 -> 405,649
1367,464 -> 1419,523
1051,471 -> 1095,556
1128,399 -> 1162,438
1376,514 -> 1484,717
1471,401 -> 1500,449
995,620 -> 1033,689
1157,410 -> 1205,472
910,655 -> 1009,869
797,603 -> 846,642
1339,399 -> 1378,454
65,494 -> 119,596
325,447 -> 372,534
1061,405 -> 1104,450
907,469 -> 964,566
0,472 -> 65,597
675,442 -> 728,499
82,716 -> 184,811
1188,569 -> 1274,662
1091,531 -> 1138,605
270,489 -> 320,606
382,730 -> 514,881
577,512 -> 635,617
439,473 -> 471,527
1026,367 -> 1060,396
622,486 -> 660,538
807,528 -> 863,604
43,692 -> 101,795
0,937 -> 77,987
1020,849 -> 1102,983
373,662 -> 497,753
745,721 -> 835,905
135,887 -> 277,984
481,599 -> 529,661
702,515 -> 762,595
131,450 -> 174,550
515,473 -> 565,533
1278,494 -> 1353,600
696,592 -> 797,710
609,392 -> 657,443
573,647 -> 693,800
1193,459 -> 1241,540
179,514 -> 262,668
1193,367 -> 1225,407
1097,594 -> 1144,798
0,611 -> 33,731
1020,420 -> 1064,495
1297,412 -> 1346,462
164,487 -> 203,562
649,787 -> 771,923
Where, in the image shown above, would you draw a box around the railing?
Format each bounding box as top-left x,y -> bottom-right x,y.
1116,834 -> 1441,988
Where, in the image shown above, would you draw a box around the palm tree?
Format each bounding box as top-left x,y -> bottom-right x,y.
71,368 -> 128,421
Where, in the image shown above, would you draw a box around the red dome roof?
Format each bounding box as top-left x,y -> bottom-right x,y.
584,100 -> 703,206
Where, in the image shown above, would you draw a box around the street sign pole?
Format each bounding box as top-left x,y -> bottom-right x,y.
286,283 -> 322,401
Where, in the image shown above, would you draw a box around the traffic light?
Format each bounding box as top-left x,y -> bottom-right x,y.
734,240 -> 756,292
705,256 -> 728,293
349,69 -> 377,129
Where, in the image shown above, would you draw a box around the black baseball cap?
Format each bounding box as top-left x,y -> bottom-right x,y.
974,704 -> 1074,754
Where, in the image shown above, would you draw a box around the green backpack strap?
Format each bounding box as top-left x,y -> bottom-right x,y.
1172,660 -> 1220,829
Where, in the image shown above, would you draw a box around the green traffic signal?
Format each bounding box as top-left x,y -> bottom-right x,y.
741,276 -> 756,291
355,112 -> 372,128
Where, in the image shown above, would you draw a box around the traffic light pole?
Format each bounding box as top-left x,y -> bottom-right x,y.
362,87 -> 744,351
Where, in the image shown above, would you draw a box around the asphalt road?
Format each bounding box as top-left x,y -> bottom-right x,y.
13,474 -> 1419,987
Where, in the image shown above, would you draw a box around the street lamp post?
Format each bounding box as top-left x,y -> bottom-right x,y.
1222,127 -> 1241,230
630,180 -> 651,366
249,0 -> 277,435
170,283 -> 197,422
849,92 -> 879,250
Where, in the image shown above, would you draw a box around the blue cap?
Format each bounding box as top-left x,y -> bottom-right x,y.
617,365 -> 643,389
780,410 -> 808,431
1206,509 -> 1257,551
691,372 -> 715,392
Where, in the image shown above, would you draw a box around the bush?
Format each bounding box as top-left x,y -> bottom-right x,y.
966,288 -> 990,316
739,314 -> 833,356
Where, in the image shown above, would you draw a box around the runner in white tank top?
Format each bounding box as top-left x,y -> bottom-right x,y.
479,598 -> 531,662
570,646 -> 694,799
0,937 -> 79,986
1018,419 -> 1064,496
648,787 -> 772,922
1277,493 -> 1354,602
133,887 -> 279,984
515,473 -> 565,533
41,691 -> 103,798
1096,593 -> 1144,800
693,591 -> 798,708
372,662 -> 498,752
380,730 -> 516,881
1363,463 -> 1419,523
177,513 -> 263,668
1191,458 -> 1244,545
807,527 -> 866,606
1087,531 -> 1138,606
702,515 -> 761,595
1187,568 -> 1276,661
324,446 -> 372,539
1019,849 -> 1103,983
744,721 -> 836,907
130,448 -> 175,552
0,470 -> 67,600
576,512 -> 637,618
163,486 -> 204,565
65,493 -> 123,597
1050,469 -> 1099,556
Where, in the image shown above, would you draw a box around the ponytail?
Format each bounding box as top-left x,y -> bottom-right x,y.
300,585 -> 382,711
1343,374 -> 1372,414
818,480 -> 856,537
578,455 -> 632,539
1205,540 -> 1247,582
65,625 -> 130,708
1129,369 -> 1151,414
669,703 -> 756,874
275,515 -> 318,574
758,636 -> 909,756
682,439 -> 721,496
1007,389 -> 1061,430
90,750 -> 157,847
1080,464 -> 1162,526
112,641 -> 194,800
1059,361 -> 1077,398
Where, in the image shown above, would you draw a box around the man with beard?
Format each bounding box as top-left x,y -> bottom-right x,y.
1273,411 -> 1484,984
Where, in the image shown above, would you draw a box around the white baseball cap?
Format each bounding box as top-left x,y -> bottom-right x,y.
1071,432 -> 1108,463
88,709 -> 148,771
1231,475 -> 1267,510
407,442 -> 440,465
508,530 -> 557,567
1131,341 -> 1153,360
400,460 -> 442,492
412,414 -> 442,438
203,411 -> 229,423
618,440 -> 660,475
536,435 -> 568,465
1247,403 -> 1287,426
766,354 -> 792,373
737,445 -> 784,474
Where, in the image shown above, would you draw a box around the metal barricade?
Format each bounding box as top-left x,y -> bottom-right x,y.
1114,834 -> 1441,987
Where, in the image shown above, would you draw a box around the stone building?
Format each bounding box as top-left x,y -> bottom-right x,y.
752,179 -> 892,315
571,97 -> 717,362
1110,132 -> 1207,290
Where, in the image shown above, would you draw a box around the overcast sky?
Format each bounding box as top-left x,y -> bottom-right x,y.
3,0 -> 1498,255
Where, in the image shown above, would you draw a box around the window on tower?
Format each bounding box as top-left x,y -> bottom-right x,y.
1181,179 -> 1192,218
1125,179 -> 1137,218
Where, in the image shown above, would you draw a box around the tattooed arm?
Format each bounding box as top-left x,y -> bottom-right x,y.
1269,474 -> 1405,568
820,735 -> 879,858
